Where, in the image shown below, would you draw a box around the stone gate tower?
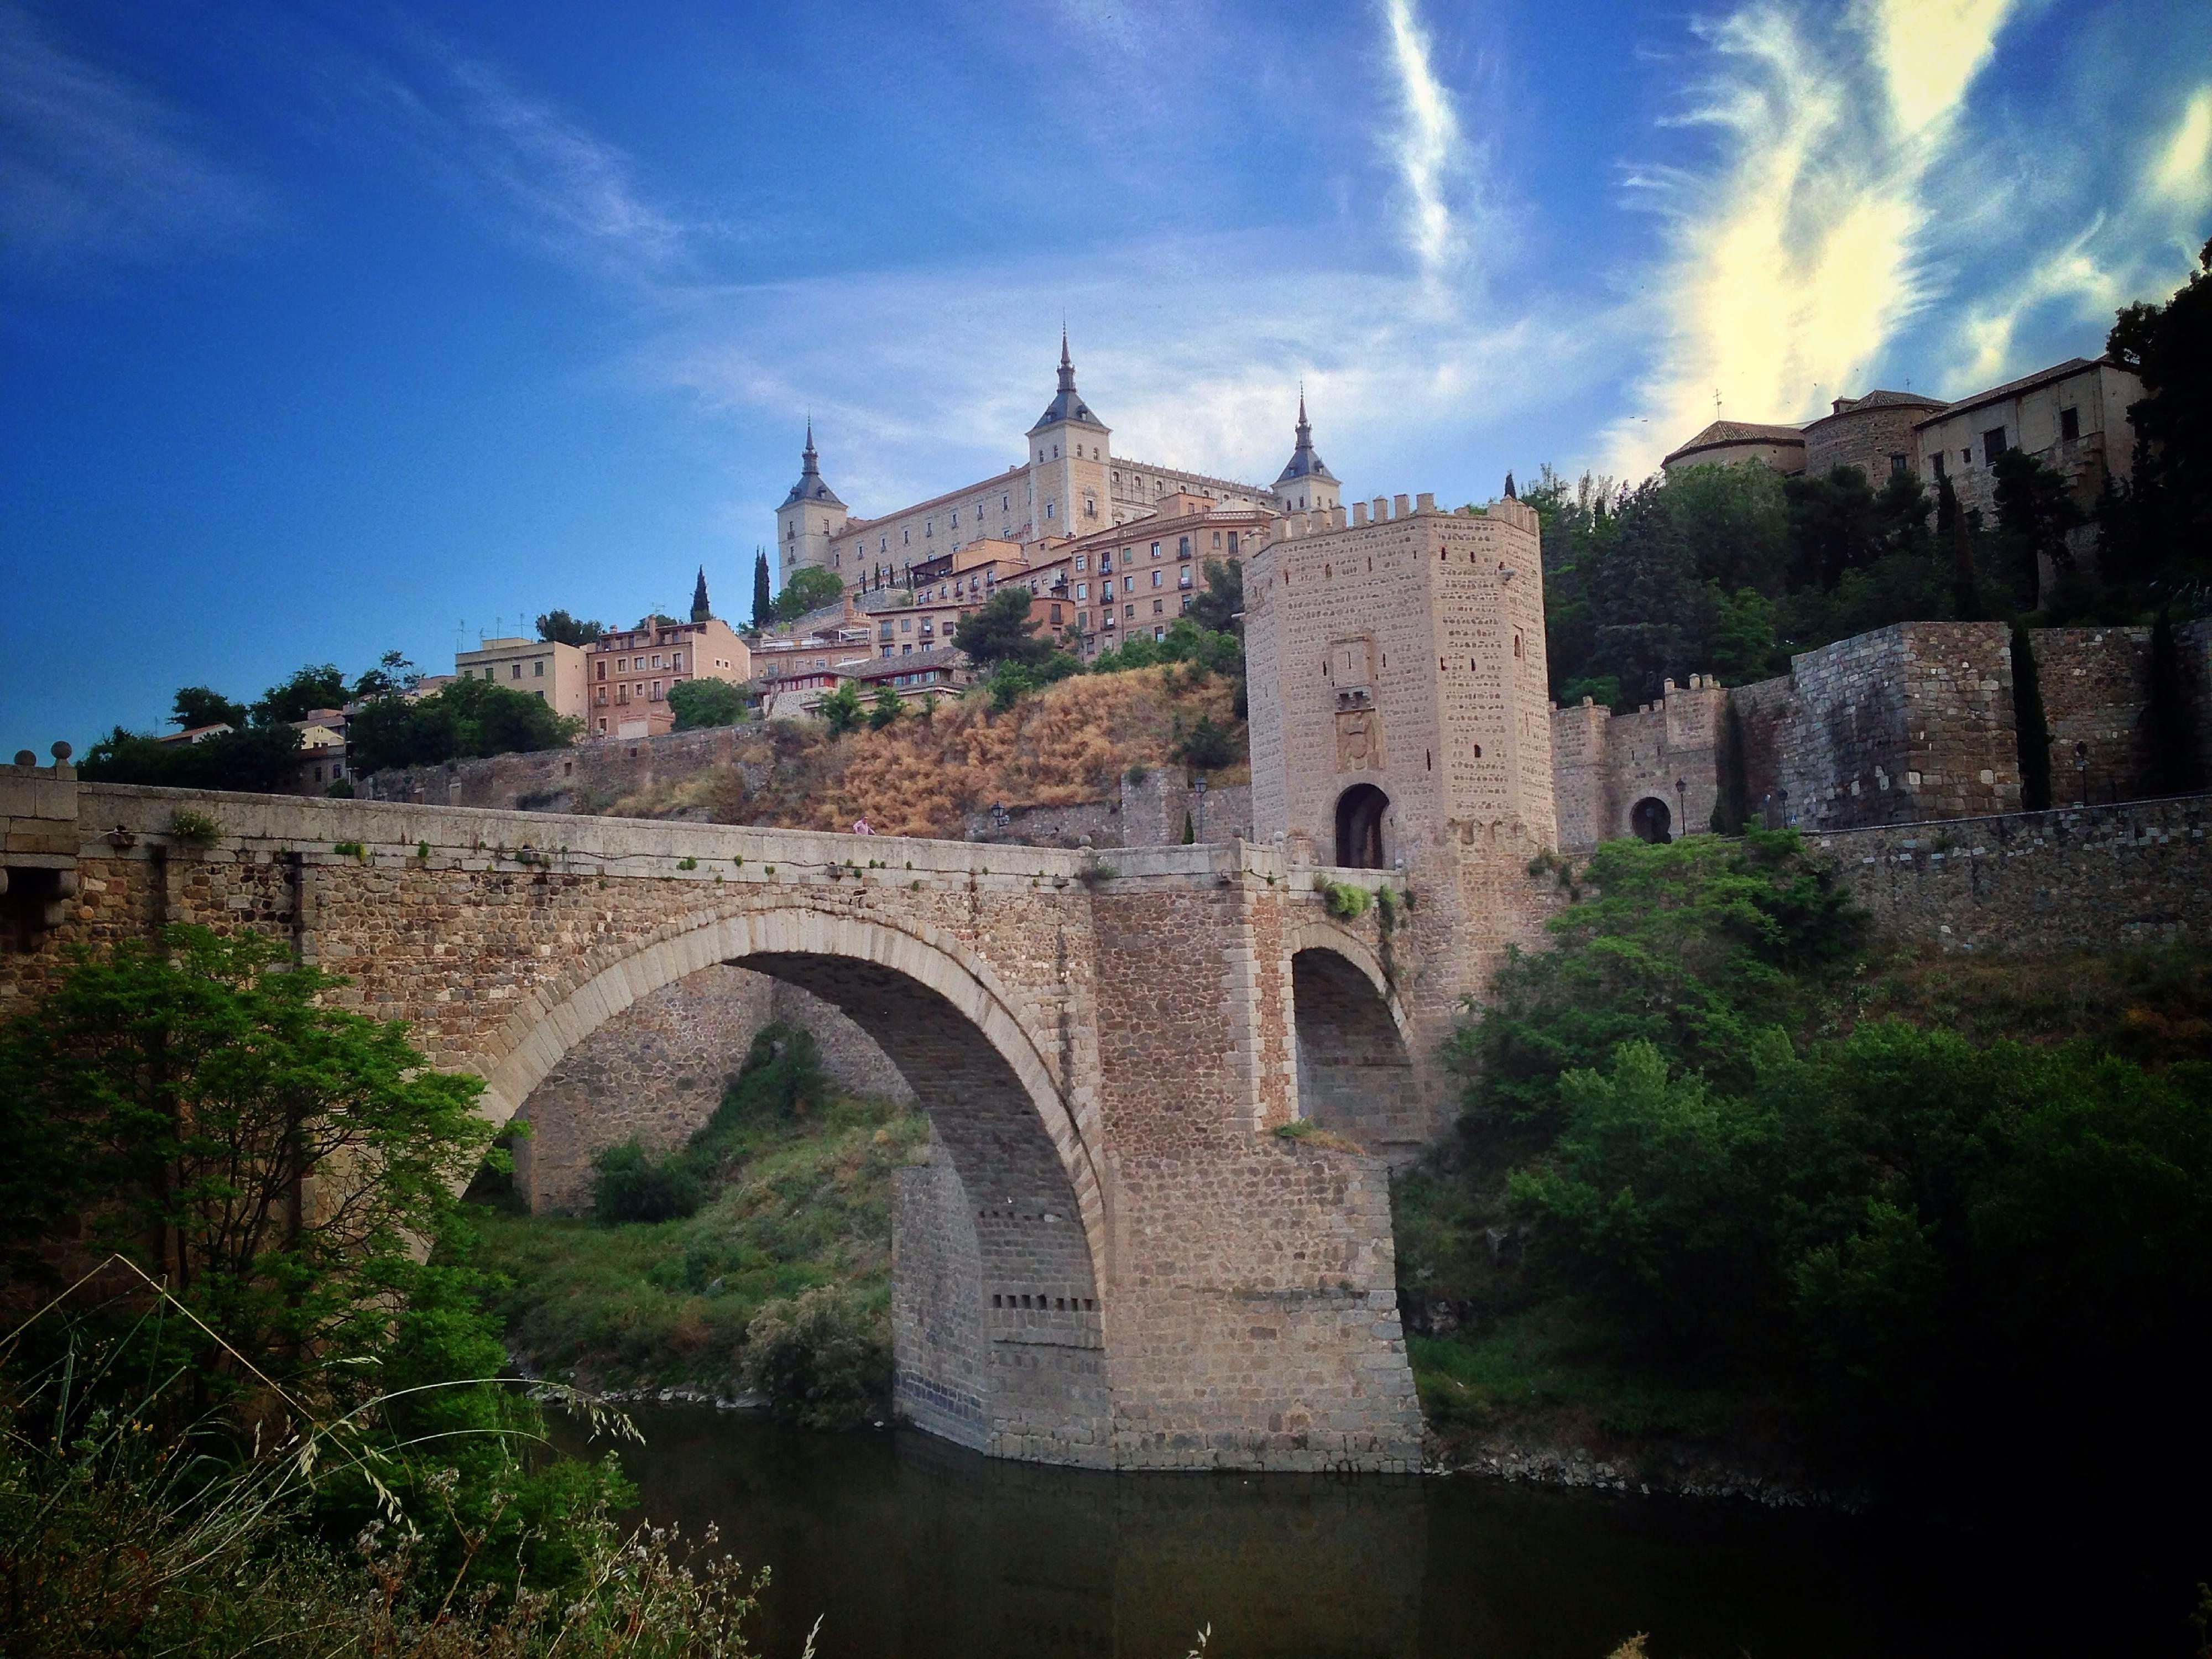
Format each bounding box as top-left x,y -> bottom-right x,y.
1245,489 -> 1559,1151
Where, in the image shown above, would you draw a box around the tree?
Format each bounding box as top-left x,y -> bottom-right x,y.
2011,622 -> 2053,810
351,649 -> 419,700
952,586 -> 1052,668
750,549 -> 773,630
867,685 -> 903,729
1188,557 -> 1244,635
170,685 -> 246,731
1173,714 -> 1240,772
1993,448 -> 2085,607
535,609 -> 604,646
668,676 -> 747,731
346,676 -> 580,774
773,566 -> 846,623
0,926 -> 491,1396
252,664 -> 348,724
1783,466 -> 1884,591
2109,238 -> 2212,555
817,680 -> 864,735
81,721 -> 303,794
2143,611 -> 2204,797
1939,474 -> 1984,620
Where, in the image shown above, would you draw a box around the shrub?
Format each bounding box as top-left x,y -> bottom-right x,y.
1318,878 -> 1371,919
591,1139 -> 702,1224
166,808 -> 223,848
739,1285 -> 890,1428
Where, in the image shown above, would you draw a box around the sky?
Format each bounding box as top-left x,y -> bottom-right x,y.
3,0 -> 2208,753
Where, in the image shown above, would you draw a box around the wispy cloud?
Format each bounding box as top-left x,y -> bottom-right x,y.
1943,81 -> 2212,385
333,25 -> 703,289
0,2 -> 263,276
1378,0 -> 1470,280
1599,1 -> 2016,477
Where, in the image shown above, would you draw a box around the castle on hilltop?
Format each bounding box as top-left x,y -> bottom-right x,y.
775,335 -> 1341,591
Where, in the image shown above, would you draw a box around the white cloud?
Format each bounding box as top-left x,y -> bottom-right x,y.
2152,84 -> 2212,206
1378,0 -> 1473,281
1599,1 -> 2015,478
0,3 -> 264,275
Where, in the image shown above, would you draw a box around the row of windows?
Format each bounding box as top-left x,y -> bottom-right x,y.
470,659 -> 549,681
596,681 -> 667,705
595,653 -> 680,679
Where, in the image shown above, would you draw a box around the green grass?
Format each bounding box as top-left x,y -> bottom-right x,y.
468,1089 -> 927,1392
1410,1303 -> 1745,1446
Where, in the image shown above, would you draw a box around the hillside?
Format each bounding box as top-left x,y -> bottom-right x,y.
607,662 -> 1248,837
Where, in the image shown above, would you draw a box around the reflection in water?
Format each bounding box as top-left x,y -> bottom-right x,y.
549,1406 -> 2035,1659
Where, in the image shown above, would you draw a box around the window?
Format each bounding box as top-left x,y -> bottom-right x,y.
1181,594 -> 1194,612
951,510 -> 958,527
1045,501 -> 1055,519
1889,453 -> 1907,476
596,661 -> 606,680
1152,599 -> 1164,615
534,689 -> 544,701
534,659 -> 545,676
651,654 -> 662,669
901,617 -> 912,632
597,717 -> 607,733
1227,531 -> 1239,555
1178,536 -> 1190,559
1123,574 -> 1134,593
1932,451 -> 1948,481
1050,604 -> 1063,624
1150,541 -> 1161,560
1075,555 -> 1087,572
1212,531 -> 1222,549
2060,406 -> 2080,441
1001,492 -> 1010,511
1124,602 -> 1135,619
596,686 -> 607,705
1982,427 -> 2007,466
925,520 -> 933,538
1153,625 -> 1165,641
1151,570 -> 1162,588
510,662 -> 521,680
1075,582 -> 1087,599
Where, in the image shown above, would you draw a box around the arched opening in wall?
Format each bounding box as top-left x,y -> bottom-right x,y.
1291,947 -> 1414,1154
1630,796 -> 1672,844
496,920 -> 1107,1463
1335,784 -> 1390,868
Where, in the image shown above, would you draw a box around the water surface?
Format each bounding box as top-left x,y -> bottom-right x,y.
559,1405 -> 2173,1658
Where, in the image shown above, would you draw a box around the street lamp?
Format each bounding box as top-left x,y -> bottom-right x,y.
1190,773 -> 1208,842
989,801 -> 1009,836
1675,775 -> 1687,839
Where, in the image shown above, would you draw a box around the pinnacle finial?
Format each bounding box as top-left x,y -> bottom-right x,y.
1055,329 -> 1077,394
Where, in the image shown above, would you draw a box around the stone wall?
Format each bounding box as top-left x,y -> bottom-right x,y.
361,724 -> 760,816
1816,794 -> 2211,952
960,775 -> 1254,849
510,968 -> 915,1213
2032,626 -> 2152,806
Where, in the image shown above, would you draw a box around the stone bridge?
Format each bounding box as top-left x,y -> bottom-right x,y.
0,765 -> 1496,1472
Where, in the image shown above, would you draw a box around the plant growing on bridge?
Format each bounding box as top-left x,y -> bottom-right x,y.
165,808 -> 223,848
1316,877 -> 1371,920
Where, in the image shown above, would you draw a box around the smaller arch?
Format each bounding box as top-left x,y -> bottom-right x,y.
1335,783 -> 1389,868
1629,796 -> 1672,844
1290,940 -> 1416,1155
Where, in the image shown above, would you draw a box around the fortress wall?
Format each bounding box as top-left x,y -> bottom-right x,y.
361,724 -> 760,816
1818,794 -> 2212,953
2030,625 -> 2152,805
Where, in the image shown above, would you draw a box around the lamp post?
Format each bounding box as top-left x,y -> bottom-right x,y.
1675,775 -> 1687,840
989,801 -> 1009,837
1191,773 -> 1208,842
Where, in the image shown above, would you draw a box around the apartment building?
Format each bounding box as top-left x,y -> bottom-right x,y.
453,637 -> 589,721
584,614 -> 752,738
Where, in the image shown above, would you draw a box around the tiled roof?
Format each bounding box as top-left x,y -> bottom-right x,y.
1663,420 -> 1806,463
1914,357 -> 2111,426
1807,389 -> 1945,426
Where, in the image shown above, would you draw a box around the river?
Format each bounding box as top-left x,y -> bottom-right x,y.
547,1402 -> 2181,1658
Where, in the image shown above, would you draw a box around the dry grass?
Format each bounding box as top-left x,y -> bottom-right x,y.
608,667 -> 1246,839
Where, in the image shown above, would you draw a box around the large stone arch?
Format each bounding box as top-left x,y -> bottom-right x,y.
1285,919 -> 1419,1157
465,904 -> 1111,1462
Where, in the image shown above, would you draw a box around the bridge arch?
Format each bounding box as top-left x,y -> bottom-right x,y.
1286,919 -> 1417,1155
466,904 -> 1112,1459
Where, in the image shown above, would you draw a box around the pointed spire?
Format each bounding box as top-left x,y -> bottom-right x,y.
1056,327 -> 1076,394
1272,389 -> 1339,489
801,419 -> 818,474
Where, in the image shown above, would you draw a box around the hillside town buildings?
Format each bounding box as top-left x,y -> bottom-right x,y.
1661,352 -> 2145,527
581,573 -> 753,738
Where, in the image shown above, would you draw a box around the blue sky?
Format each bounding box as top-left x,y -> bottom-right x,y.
4,0 -> 2208,752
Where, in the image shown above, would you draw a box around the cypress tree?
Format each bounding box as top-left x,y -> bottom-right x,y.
1941,475 -> 1983,621
2143,611 -> 2204,796
2011,622 -> 2052,810
1711,698 -> 1751,834
750,549 -> 772,630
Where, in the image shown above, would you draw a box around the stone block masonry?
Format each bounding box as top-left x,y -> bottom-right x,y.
1815,794 -> 2212,953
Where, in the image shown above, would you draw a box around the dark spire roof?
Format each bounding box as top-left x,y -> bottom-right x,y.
1272,392 -> 1339,488
1028,333 -> 1108,434
782,420 -> 846,509
691,565 -> 711,623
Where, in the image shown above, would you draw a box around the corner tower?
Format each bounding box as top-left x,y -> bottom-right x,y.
1025,333 -> 1112,538
1270,394 -> 1341,516
775,422 -> 849,585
